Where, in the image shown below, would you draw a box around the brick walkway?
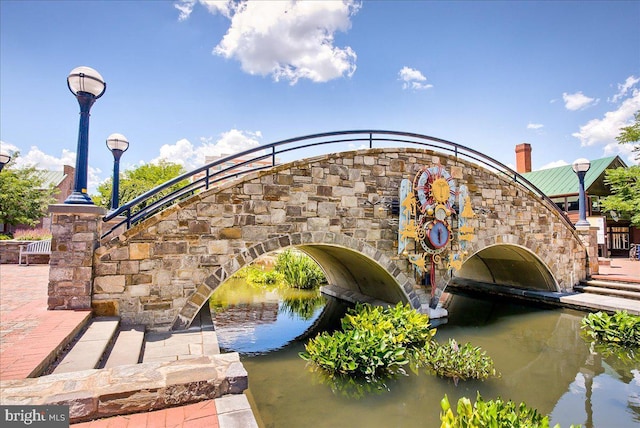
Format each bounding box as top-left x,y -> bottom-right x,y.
0,264 -> 255,428
594,258 -> 640,283
0,264 -> 90,379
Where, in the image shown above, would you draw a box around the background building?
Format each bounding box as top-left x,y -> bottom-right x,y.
516,143 -> 638,257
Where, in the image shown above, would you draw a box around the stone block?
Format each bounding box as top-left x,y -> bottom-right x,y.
92,300 -> 119,317
94,276 -> 126,293
243,183 -> 263,194
341,195 -> 358,208
119,260 -> 140,275
155,242 -> 188,255
220,227 -> 242,239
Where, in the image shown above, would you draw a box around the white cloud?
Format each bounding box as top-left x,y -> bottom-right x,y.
572,88 -> 640,149
563,91 -> 598,111
527,123 -> 544,130
0,143 -> 104,191
538,160 -> 569,170
179,0 -> 360,84
152,129 -> 263,168
398,66 -> 433,91
609,75 -> 640,103
175,0 -> 196,21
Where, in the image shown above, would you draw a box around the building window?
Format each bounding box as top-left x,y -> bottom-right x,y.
608,226 -> 630,250
551,197 -> 566,211
566,196 -> 579,212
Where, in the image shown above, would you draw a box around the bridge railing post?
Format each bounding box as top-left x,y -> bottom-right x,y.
576,225 -> 600,278
48,204 -> 105,310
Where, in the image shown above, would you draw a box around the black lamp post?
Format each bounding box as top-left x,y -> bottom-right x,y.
106,133 -> 129,211
572,158 -> 591,227
65,66 -> 106,204
0,151 -> 11,172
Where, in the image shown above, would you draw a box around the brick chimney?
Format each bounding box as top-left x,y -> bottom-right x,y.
58,165 -> 75,203
515,143 -> 532,173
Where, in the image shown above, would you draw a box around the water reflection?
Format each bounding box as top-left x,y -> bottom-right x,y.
210,277 -> 331,355
210,282 -> 640,428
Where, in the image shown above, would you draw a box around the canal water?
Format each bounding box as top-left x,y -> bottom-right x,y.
210,279 -> 640,428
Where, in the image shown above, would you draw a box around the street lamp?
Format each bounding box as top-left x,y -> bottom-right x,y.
106,133 -> 129,211
572,158 -> 591,227
0,151 -> 11,172
64,66 -> 106,204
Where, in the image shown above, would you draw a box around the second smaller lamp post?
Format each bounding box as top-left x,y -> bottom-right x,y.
572,158 -> 591,227
106,133 -> 129,212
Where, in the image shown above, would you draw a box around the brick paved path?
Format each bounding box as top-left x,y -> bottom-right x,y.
0,264 -> 90,379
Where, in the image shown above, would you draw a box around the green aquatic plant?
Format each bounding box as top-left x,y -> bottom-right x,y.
440,393 -> 581,428
300,303 -> 433,379
581,310 -> 640,346
275,249 -> 326,289
425,338 -> 498,383
301,303 -> 498,386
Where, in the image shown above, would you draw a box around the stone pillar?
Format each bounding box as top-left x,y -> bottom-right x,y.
576,225 -> 599,277
48,204 -> 106,310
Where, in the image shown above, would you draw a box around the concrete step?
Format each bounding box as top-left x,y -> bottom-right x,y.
52,317 -> 120,374
574,284 -> 640,301
103,325 -> 145,369
582,279 -> 640,292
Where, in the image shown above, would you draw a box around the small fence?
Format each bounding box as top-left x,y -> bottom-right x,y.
102,130 -> 572,239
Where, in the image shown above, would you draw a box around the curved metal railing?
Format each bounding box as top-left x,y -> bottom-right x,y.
102,130 -> 572,238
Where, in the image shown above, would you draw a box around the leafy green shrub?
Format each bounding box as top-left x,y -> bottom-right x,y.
300,303 -> 435,380
425,338 -> 498,382
342,303 -> 435,358
581,310 -> 640,346
275,249 -> 326,289
301,327 -> 408,379
246,267 -> 283,285
0,234 -> 12,240
439,393 -> 579,428
13,228 -> 52,241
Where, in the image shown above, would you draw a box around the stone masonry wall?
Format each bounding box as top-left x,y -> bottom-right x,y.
49,205 -> 106,310
94,148 -> 587,330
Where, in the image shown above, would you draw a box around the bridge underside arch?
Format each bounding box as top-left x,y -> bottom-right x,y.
299,244 -> 408,305
452,244 -> 558,292
174,232 -> 417,330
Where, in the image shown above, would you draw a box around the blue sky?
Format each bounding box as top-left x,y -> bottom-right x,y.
1,0 -> 639,193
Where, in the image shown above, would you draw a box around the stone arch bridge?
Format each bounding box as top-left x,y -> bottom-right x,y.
53,131 -> 589,331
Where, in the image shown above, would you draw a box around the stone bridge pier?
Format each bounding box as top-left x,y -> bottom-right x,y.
46,148 -> 591,331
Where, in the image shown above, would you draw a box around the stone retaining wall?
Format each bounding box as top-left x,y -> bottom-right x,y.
0,353 -> 247,423
0,240 -> 50,264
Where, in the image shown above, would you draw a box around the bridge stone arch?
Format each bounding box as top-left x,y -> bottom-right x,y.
92,147 -> 588,331
453,242 -> 558,292
175,231 -> 416,330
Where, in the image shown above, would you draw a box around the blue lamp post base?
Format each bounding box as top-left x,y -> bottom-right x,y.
65,191 -> 94,204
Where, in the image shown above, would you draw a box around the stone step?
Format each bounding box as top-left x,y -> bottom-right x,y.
52,317 -> 120,374
103,325 -> 145,369
582,279 -> 640,292
574,284 -> 640,301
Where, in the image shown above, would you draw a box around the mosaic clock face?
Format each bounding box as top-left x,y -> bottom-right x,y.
427,220 -> 450,249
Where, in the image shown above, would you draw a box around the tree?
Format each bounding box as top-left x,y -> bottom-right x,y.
616,110 -> 640,161
92,160 -> 187,209
600,110 -> 640,227
0,154 -> 57,230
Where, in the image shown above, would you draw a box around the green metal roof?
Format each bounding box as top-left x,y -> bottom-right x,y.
36,170 -> 67,189
522,156 -> 623,197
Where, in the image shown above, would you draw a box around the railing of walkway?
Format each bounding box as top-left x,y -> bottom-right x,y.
102,130 -> 573,239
